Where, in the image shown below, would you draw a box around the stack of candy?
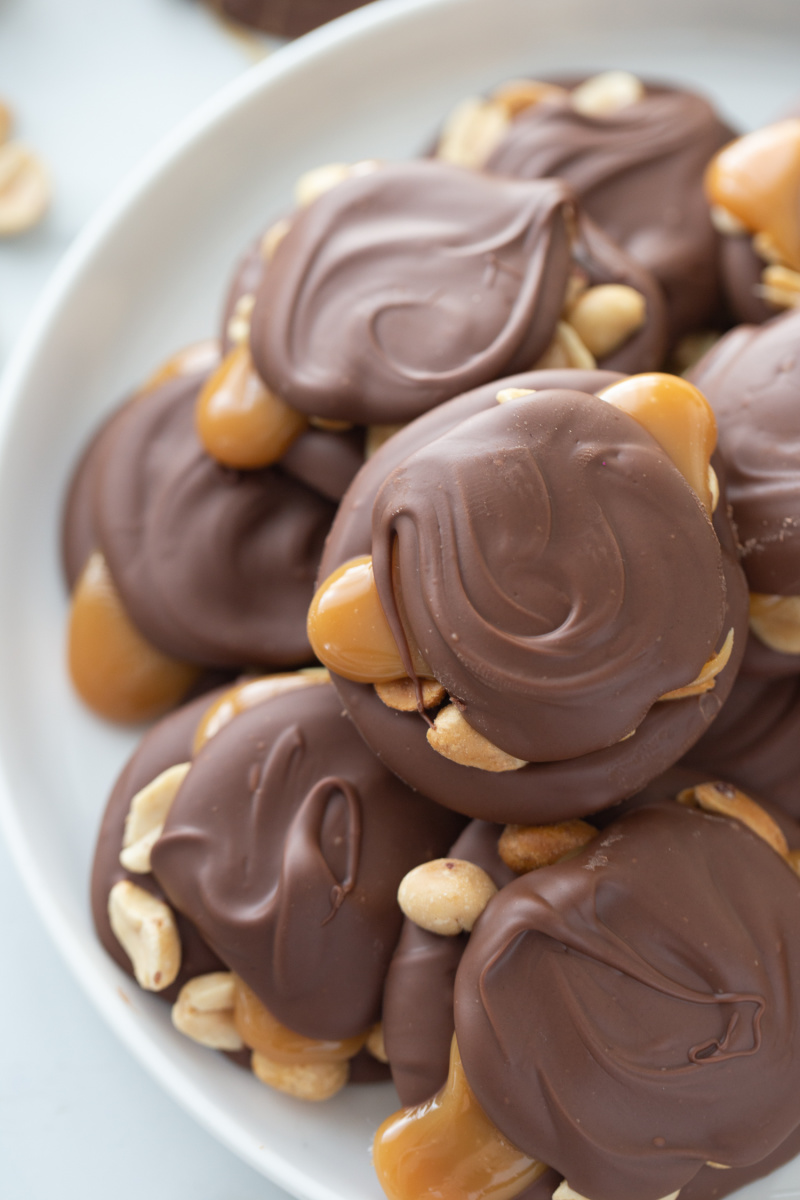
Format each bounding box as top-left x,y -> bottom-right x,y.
65,69 -> 800,1200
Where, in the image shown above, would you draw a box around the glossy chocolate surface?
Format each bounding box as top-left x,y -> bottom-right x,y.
372,387 -> 725,762
683,672 -> 800,817
485,83 -> 733,339
93,368 -> 337,668
250,162 -> 665,424
456,802 -> 800,1200
383,820 -> 515,1108
220,0 -> 369,38
321,369 -> 747,822
690,308 -> 800,594
151,682 -> 464,1041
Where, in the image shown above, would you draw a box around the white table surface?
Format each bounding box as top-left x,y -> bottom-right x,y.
0,1 -> 293,1195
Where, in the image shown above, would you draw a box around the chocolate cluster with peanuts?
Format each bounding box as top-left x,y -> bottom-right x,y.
436,72 -> 734,342
690,308 -> 800,667
246,159 -> 666,427
374,788 -> 800,1200
310,368 -> 747,823
706,118 -> 800,323
62,344 -> 363,724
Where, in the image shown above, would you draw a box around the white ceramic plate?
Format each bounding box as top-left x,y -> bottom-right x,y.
1,0 -> 799,1197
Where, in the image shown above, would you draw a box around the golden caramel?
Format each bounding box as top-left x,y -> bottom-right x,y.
749,593 -> 800,655
373,1036 -> 546,1200
140,339 -> 219,394
598,373 -> 717,513
705,121 -> 800,272
307,555 -> 430,684
233,976 -> 366,1063
68,552 -> 199,724
195,343 -> 308,469
192,669 -> 329,754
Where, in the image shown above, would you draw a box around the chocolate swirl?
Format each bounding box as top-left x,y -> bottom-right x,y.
455,802 -> 800,1200
92,368 -> 337,668
249,161 -> 665,424
320,369 -> 748,822
151,682 -> 463,1041
485,83 -> 733,339
691,309 -> 800,595
372,388 -> 725,762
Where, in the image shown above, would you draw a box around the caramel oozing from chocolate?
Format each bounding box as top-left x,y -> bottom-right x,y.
706,121 -> 800,272
192,669 -> 329,754
141,339 -> 219,394
373,1035 -> 545,1200
233,976 -> 366,1063
68,551 -> 199,723
307,556 -> 430,683
598,373 -> 717,513
195,344 -> 308,469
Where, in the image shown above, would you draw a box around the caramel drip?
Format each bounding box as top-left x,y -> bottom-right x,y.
140,339 -> 219,394
195,343 -> 308,469
192,669 -> 329,754
233,976 -> 366,1063
705,121 -> 800,271
307,556 -> 430,684
598,373 -> 717,513
373,1035 -> 545,1200
68,551 -> 198,723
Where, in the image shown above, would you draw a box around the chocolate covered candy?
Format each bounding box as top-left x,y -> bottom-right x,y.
442,74 -> 733,341
376,795 -> 800,1200
249,160 -> 666,425
312,369 -> 747,823
151,680 -> 464,1042
690,309 -> 800,663
706,118 -> 800,322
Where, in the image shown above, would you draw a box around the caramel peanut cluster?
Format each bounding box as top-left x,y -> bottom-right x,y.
71,58 -> 800,1200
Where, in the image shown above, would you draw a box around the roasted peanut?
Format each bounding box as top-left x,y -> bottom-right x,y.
398,859 -> 497,936
108,881 -> 181,992
427,704 -> 527,772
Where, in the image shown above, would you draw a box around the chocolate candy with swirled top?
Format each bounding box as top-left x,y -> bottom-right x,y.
63,349 -> 365,729
248,160 -> 667,426
690,309 -> 800,668
309,368 -> 747,824
150,678 -> 464,1042
441,73 -> 733,342
454,801 -> 800,1200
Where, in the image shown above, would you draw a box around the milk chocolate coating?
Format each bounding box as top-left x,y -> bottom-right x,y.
683,673 -> 800,817
719,234 -> 776,326
372,388 -> 725,762
456,802 -> 800,1200
690,309 -> 800,595
219,0 -> 369,38
91,691 -> 226,1004
221,236 -> 265,357
320,369 -> 746,820
249,162 -> 666,425
61,401 -> 132,590
93,368 -> 337,668
485,83 -> 733,340
383,820 -> 515,1108
151,682 -> 464,1041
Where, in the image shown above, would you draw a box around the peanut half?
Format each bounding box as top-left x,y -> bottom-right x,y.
498,821 -> 597,874
677,781 -> 789,860
172,973 -> 244,1051
120,762 -> 191,874
251,1052 -> 348,1101
427,703 -> 527,772
108,881 -> 181,992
